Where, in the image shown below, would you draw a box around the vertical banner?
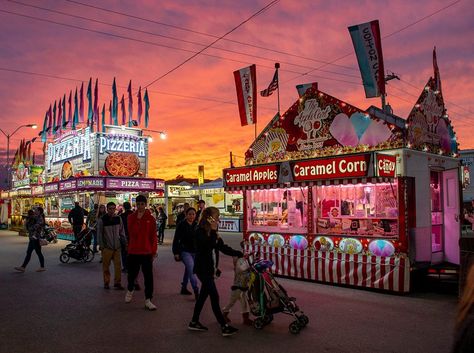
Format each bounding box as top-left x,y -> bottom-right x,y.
137,86 -> 143,126
127,80 -> 133,126
233,64 -> 257,126
79,82 -> 84,123
62,94 -> 66,130
348,20 -> 385,98
198,165 -> 204,186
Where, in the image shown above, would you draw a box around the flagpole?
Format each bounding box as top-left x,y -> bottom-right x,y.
275,62 -> 280,115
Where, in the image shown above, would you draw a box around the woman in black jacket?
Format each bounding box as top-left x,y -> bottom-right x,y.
172,207 -> 199,297
188,207 -> 242,337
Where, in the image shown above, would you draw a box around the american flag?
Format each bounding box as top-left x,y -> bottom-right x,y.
260,69 -> 279,97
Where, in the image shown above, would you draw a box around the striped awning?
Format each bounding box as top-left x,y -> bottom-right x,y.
224,177 -> 394,191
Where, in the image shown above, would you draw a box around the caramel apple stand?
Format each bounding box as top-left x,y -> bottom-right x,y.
224,76 -> 460,293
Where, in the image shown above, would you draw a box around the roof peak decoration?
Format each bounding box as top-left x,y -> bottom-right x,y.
245,87 -> 403,165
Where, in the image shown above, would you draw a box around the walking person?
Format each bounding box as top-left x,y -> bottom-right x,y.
156,206 -> 167,245
172,207 -> 199,299
176,202 -> 190,225
188,206 -> 242,336
14,207 -> 46,272
119,202 -> 134,273
68,202 -> 88,241
97,202 -> 126,290
195,200 -> 205,224
86,204 -> 99,253
125,195 -> 158,311
452,265 -> 474,352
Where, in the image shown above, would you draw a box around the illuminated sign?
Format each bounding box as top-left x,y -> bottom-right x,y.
59,180 -> 77,191
375,154 -> 396,177
99,134 -> 146,157
224,165 -> 279,186
77,178 -> 105,189
44,182 -> 59,193
106,178 -> 155,190
292,154 -> 371,181
46,127 -> 92,171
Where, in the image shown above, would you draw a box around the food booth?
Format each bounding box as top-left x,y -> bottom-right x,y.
41,124 -> 164,240
224,74 -> 461,293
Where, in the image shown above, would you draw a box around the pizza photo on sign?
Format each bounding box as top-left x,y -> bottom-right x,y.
105,152 -> 140,177
61,161 -> 73,180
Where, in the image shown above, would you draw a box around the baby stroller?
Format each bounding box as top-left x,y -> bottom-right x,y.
246,255 -> 309,334
59,227 -> 95,263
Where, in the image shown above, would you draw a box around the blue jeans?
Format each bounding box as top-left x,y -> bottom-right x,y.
181,251 -> 198,292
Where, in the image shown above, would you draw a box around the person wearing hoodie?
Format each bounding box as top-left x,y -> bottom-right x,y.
125,195 -> 158,311
97,202 -> 126,290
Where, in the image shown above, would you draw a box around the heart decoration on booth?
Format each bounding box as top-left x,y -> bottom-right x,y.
329,112 -> 392,147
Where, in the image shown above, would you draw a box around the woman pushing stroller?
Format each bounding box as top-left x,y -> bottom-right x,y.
188,206 -> 243,337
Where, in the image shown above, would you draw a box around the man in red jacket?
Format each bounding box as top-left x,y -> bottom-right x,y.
125,195 -> 158,311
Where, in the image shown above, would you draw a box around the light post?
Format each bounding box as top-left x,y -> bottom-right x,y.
0,124 -> 38,187
142,128 -> 167,140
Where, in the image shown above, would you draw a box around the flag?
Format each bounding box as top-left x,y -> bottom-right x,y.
68,91 -> 72,129
79,82 -> 84,123
57,97 -> 62,134
144,89 -> 150,128
95,105 -> 99,133
41,110 -> 48,142
62,94 -> 67,130
433,46 -> 442,94
260,69 -> 278,97
87,78 -> 93,125
127,80 -> 133,127
52,101 -> 57,135
112,77 -> 118,125
47,104 -> 53,136
109,100 -> 113,125
93,78 -> 98,122
296,82 -> 318,97
233,64 -> 257,126
348,20 -> 385,98
120,94 -> 126,125
137,86 -> 143,126
101,104 -> 106,133
73,88 -> 79,129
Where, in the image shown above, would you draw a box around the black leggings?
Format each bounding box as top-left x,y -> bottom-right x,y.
192,274 -> 226,326
21,238 -> 45,268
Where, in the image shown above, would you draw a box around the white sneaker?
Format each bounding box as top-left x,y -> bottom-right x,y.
125,290 -> 134,303
144,299 -> 157,311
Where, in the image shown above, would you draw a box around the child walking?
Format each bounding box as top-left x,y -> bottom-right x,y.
222,251 -> 253,326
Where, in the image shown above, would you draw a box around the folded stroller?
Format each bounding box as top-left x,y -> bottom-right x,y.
59,227 -> 95,263
246,257 -> 309,334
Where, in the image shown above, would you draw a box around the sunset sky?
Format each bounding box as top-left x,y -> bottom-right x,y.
0,0 -> 473,181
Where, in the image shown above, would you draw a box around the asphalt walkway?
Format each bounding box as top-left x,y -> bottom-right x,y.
0,229 -> 458,353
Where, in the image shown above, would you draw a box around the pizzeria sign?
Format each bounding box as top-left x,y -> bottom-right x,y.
47,127 -> 92,171
99,134 -> 146,157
